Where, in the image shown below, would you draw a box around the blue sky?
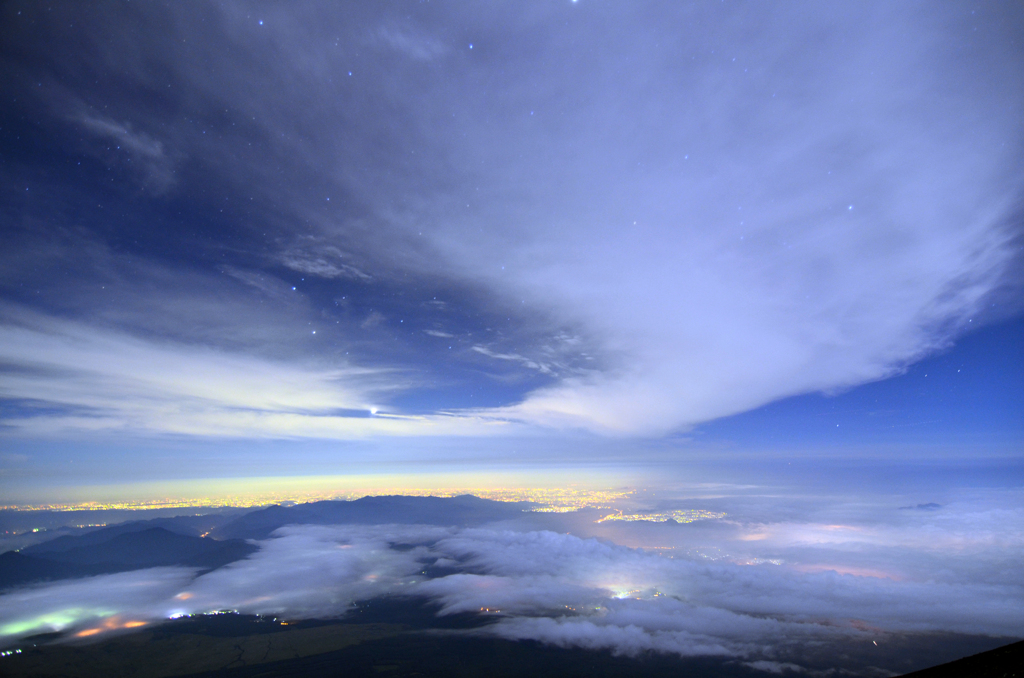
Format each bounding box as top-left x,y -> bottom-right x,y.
697,317 -> 1024,451
3,316 -> 1021,502
0,1 -> 1021,502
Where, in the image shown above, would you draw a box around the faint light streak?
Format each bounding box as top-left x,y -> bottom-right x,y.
792,564 -> 901,580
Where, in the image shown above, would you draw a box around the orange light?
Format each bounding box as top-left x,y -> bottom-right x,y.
76,628 -> 102,637
175,592 -> 193,600
123,621 -> 147,628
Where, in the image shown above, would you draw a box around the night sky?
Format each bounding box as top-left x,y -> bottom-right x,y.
1,1 -> 1021,497
2,2 -> 1024,669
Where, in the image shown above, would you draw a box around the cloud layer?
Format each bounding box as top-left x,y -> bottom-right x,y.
0,308 -> 508,439
0,1 -> 1020,443
445,3 -> 1024,434
4,488 -> 1021,666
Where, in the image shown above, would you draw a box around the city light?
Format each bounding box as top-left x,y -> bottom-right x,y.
1,486 -> 634,515
597,509 -> 726,524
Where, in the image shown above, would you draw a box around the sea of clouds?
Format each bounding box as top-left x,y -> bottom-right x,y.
3,488 -> 1022,668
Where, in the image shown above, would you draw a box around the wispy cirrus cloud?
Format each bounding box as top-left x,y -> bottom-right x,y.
74,113 -> 177,194
0,310 -> 505,439
375,26 -> 448,62
1,1 -> 1021,446
205,1 -> 1024,436
281,246 -> 372,282
425,3 -> 1024,435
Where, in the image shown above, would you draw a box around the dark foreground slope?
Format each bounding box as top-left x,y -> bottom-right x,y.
0,609 -> 764,678
192,633 -> 1024,678
898,638 -> 1024,677
2,601 -> 1018,678
183,634 -> 765,678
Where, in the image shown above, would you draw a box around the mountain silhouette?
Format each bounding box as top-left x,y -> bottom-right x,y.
2,496 -> 527,590
1,527 -> 256,590
215,495 -> 529,540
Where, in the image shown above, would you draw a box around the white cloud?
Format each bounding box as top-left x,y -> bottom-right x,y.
744,660 -> 807,674
183,525 -> 449,617
400,3 -> 1024,435
488,616 -> 736,658
3,506 -> 1020,662
281,247 -> 372,281
0,568 -> 193,640
76,114 -> 176,193
360,311 -> 386,330
0,311 -> 504,438
471,346 -> 553,375
375,27 -> 448,62
5,1 -> 1022,443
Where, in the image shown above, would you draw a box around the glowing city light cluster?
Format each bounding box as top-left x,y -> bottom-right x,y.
0,495 -> 327,511
313,486 -> 631,512
0,607 -> 116,639
473,487 -> 630,512
596,509 -> 727,524
1,487 -> 632,514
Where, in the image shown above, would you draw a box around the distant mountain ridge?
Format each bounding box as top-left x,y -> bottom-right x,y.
213,494 -> 530,540
22,513 -> 233,555
1,527 -> 257,591
1,495 -> 529,591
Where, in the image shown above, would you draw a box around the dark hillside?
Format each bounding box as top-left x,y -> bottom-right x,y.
898,638 -> 1024,677
24,514 -> 239,555
1,528 -> 256,590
